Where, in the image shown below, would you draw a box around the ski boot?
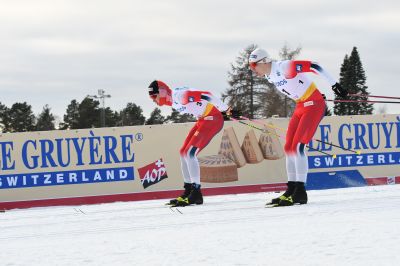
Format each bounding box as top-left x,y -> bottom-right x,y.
174,183 -> 203,207
292,182 -> 308,204
278,182 -> 308,206
167,183 -> 192,206
266,181 -> 296,206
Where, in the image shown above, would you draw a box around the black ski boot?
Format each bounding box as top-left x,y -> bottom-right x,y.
266,181 -> 296,206
174,183 -> 203,207
188,184 -> 203,205
292,182 -> 308,204
277,182 -> 308,206
168,182 -> 192,205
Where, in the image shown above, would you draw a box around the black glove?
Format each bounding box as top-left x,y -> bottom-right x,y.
221,111 -> 230,121
332,83 -> 347,98
230,109 -> 242,119
221,108 -> 242,120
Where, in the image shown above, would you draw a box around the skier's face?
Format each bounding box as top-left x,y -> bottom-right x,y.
150,93 -> 172,106
151,94 -> 164,106
250,62 -> 269,77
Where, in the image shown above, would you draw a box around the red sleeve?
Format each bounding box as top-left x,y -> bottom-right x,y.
181,90 -> 211,105
285,60 -> 317,79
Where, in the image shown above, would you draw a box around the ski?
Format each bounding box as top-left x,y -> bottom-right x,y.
265,203 -> 305,208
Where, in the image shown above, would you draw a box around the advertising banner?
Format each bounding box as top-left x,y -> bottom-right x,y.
0,114 -> 399,209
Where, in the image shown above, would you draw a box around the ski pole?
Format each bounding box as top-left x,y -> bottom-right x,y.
348,94 -> 400,100
231,118 -> 284,139
229,117 -> 336,158
326,99 -> 400,104
239,116 -> 361,155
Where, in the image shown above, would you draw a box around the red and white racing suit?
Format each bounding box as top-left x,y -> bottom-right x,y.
265,60 -> 337,182
172,87 -> 229,185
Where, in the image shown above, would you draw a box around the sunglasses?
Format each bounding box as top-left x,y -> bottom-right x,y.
249,58 -> 266,70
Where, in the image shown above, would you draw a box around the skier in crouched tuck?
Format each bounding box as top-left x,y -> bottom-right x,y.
148,80 -> 240,207
248,48 -> 348,207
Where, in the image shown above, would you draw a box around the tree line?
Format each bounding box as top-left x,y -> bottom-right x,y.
0,45 -> 372,133
0,99 -> 196,133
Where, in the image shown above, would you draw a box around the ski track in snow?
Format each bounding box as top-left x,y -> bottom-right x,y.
1,185 -> 400,266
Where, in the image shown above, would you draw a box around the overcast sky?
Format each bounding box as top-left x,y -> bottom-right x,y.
1,0 -> 399,122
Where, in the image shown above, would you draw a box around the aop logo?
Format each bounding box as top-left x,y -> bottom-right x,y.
137,159 -> 168,189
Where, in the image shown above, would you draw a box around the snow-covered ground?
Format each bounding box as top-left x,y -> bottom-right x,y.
1,185 -> 400,266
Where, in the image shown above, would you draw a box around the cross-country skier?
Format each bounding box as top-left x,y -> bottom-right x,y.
148,80 -> 240,207
248,48 -> 347,207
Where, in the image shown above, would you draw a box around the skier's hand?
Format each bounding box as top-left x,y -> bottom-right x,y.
222,107 -> 242,120
221,107 -> 232,121
230,109 -> 242,119
221,111 -> 230,121
332,83 -> 347,98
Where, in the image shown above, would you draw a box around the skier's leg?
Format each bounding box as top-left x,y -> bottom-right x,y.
175,115 -> 223,206
168,124 -> 199,205
179,122 -> 199,184
287,99 -> 326,205
267,113 -> 300,206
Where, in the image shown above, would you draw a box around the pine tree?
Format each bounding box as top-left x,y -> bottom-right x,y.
35,105 -> 55,131
164,109 -> 196,123
119,102 -> 146,126
223,44 -> 271,119
77,97 -> 101,128
60,100 -> 80,129
224,44 -> 301,119
0,102 -> 10,132
8,102 -> 36,132
334,47 -> 373,115
104,107 -> 120,127
145,108 -> 165,125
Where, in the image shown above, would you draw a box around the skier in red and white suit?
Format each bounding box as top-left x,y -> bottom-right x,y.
249,48 -> 347,206
148,80 -> 235,206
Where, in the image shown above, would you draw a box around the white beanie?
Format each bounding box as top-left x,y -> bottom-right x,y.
249,48 -> 271,63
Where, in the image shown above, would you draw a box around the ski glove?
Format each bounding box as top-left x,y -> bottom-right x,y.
230,109 -> 242,119
221,108 -> 242,120
221,111 -> 230,121
332,83 -> 347,98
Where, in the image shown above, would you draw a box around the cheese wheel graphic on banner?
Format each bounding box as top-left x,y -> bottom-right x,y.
199,155 -> 238,183
217,127 -> 247,167
241,130 -> 264,164
199,127 -> 246,183
259,124 -> 284,160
